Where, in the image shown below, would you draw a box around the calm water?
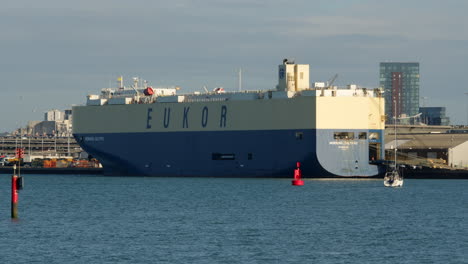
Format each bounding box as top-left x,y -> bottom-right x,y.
0,174 -> 467,264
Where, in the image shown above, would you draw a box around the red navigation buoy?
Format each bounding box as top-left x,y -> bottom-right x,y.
12,174 -> 19,218
292,162 -> 304,186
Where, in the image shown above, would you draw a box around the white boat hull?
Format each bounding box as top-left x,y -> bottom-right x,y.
384,178 -> 404,187
384,171 -> 404,187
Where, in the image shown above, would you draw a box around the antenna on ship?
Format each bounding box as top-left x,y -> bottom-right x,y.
203,86 -> 209,93
131,77 -> 140,96
117,76 -> 124,89
326,74 -> 338,89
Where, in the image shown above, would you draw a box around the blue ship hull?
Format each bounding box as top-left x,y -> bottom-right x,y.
74,128 -> 383,178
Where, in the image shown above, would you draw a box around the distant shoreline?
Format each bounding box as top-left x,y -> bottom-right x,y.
0,167 -> 103,175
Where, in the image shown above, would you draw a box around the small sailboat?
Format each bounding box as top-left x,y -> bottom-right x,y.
384,166 -> 403,187
384,101 -> 403,187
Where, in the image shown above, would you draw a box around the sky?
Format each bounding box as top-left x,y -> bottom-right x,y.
1,0 -> 467,132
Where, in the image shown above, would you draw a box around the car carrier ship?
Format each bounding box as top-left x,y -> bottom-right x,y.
72,59 -> 386,177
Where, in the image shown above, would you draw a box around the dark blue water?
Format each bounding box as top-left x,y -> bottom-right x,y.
0,174 -> 467,263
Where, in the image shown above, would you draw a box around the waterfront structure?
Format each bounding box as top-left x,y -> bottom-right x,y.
420,107 -> 450,126
45,109 -> 65,121
379,62 -> 420,123
385,132 -> 468,169
0,136 -> 82,157
26,120 -> 72,136
16,109 -> 74,136
73,60 -> 386,177
64,109 -> 73,122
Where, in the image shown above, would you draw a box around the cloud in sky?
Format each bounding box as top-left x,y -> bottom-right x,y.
1,0 -> 468,131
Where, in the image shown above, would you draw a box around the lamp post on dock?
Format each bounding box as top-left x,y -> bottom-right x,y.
54,121 -> 57,156
67,126 -> 71,157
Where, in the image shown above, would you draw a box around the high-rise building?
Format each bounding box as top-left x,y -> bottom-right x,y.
420,107 -> 450,126
379,62 -> 420,123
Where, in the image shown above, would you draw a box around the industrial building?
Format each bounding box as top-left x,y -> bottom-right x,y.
385,125 -> 468,168
16,109 -> 73,137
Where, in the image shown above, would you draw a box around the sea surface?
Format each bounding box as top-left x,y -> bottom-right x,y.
0,174 -> 467,264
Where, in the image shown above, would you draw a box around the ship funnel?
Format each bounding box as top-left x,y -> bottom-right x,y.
277,60 -> 310,92
117,76 -> 124,89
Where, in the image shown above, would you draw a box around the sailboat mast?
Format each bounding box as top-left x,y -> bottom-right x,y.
394,98 -> 397,168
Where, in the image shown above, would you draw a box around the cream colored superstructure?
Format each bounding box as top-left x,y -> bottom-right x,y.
316,96 -> 385,130
74,89 -> 385,134
74,60 -> 385,134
